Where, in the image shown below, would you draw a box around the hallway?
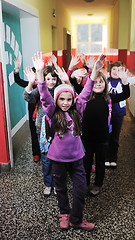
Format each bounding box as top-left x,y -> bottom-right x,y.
0,106 -> 135,240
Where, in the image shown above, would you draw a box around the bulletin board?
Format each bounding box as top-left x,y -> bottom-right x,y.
3,12 -> 26,130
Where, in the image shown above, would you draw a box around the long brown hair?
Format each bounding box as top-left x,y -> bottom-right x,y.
54,104 -> 82,136
91,72 -> 110,103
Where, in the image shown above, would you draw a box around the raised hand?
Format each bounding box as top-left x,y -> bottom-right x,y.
90,54 -> 106,80
117,67 -> 128,85
86,55 -> 95,70
68,55 -> 80,70
71,68 -> 87,79
51,54 -> 57,66
79,53 -> 86,65
24,66 -> 36,84
46,58 -> 53,66
32,51 -> 44,72
13,58 -> 20,72
94,54 -> 106,72
54,67 -> 70,84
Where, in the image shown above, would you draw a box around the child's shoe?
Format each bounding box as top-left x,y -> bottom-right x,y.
105,161 -> 111,167
92,164 -> 95,172
90,185 -> 101,196
70,219 -> 95,231
33,155 -> 40,162
110,162 -> 117,168
54,187 -> 57,196
59,214 -> 70,229
44,186 -> 51,197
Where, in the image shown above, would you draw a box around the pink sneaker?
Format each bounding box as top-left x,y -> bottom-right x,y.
92,164 -> 95,173
70,219 -> 95,231
59,214 -> 70,229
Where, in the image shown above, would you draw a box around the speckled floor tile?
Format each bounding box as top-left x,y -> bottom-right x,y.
0,107 -> 135,240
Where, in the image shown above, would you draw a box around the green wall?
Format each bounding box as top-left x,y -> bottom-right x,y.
3,12 -> 26,129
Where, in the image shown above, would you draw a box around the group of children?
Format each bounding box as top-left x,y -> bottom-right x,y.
14,52 -> 131,231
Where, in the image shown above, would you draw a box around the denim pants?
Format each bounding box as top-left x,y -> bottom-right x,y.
52,159 -> 87,225
38,135 -> 54,187
83,140 -> 108,187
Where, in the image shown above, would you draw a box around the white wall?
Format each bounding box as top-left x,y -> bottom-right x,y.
20,15 -> 40,77
129,86 -> 135,117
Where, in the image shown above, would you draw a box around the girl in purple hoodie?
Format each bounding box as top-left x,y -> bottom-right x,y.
32,51 -> 106,231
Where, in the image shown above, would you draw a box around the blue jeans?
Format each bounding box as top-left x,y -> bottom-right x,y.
38,135 -> 55,187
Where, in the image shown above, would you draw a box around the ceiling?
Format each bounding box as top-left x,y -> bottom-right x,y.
62,0 -> 117,18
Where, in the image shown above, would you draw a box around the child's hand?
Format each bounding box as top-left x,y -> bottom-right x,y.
13,58 -> 20,72
71,68 -> 87,79
80,53 -> 86,65
24,66 -> 36,84
69,55 -> 80,70
32,52 -> 44,72
90,54 -> 106,80
55,67 -> 70,84
51,54 -> 57,66
86,55 -> 95,70
46,58 -> 53,66
94,54 -> 106,72
117,67 -> 128,85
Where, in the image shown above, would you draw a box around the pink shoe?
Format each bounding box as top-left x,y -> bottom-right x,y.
70,219 -> 95,231
59,214 -> 70,229
92,164 -> 95,173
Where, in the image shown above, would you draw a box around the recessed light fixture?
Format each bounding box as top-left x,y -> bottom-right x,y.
88,13 -> 93,16
84,0 -> 94,2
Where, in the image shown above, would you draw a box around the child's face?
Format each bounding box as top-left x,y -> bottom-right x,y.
57,92 -> 73,111
45,72 -> 57,89
76,77 -> 83,85
93,76 -> 105,93
111,66 -> 119,79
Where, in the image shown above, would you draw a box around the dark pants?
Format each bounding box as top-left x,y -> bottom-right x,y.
83,140 -> 108,187
28,103 -> 40,157
107,117 -> 124,163
52,159 -> 87,225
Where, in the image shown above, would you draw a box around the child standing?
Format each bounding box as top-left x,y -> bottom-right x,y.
105,61 -> 129,168
14,59 -> 40,162
32,52 -> 106,231
23,65 -> 60,196
82,68 -> 130,196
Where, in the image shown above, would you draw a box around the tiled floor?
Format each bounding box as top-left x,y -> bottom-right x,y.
0,107 -> 135,240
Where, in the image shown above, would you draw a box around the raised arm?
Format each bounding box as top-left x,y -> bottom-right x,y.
32,51 -> 45,83
67,55 -> 80,77
110,67 -> 130,102
23,66 -> 39,104
32,52 -> 55,118
76,54 -> 106,114
90,54 -> 106,80
14,58 -> 28,88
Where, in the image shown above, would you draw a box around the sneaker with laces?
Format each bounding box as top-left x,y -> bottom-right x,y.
70,219 -> 95,231
59,214 -> 70,229
44,186 -> 51,196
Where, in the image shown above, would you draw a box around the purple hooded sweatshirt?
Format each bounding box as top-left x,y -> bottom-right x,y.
38,78 -> 94,162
